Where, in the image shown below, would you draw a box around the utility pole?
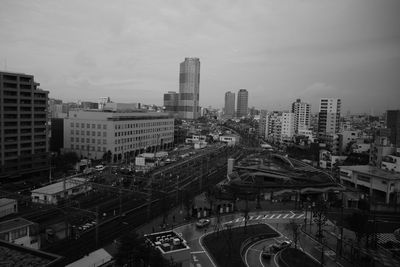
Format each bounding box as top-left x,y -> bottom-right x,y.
95,206 -> 99,249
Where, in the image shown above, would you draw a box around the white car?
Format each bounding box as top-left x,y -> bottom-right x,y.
196,219 -> 211,228
95,165 -> 105,171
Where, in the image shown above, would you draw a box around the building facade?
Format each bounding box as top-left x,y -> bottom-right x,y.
224,91 -> 235,119
258,110 -> 269,139
291,98 -> 311,133
0,71 -> 49,180
387,110 -> 400,148
281,112 -> 295,142
236,89 -> 248,118
63,110 -> 174,162
178,58 -> 200,120
163,91 -> 179,116
318,98 -> 341,134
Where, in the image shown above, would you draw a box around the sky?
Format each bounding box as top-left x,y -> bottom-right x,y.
1,0 -> 399,114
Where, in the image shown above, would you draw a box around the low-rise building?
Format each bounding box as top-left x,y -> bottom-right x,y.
219,134 -> 240,146
144,230 -> 190,267
0,218 -> 40,249
381,153 -> 400,173
0,198 -> 17,218
339,165 -> 400,204
63,110 -> 174,162
31,178 -> 91,205
0,239 -> 62,266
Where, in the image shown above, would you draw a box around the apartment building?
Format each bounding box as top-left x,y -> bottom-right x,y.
63,110 -> 174,162
291,98 -> 311,133
0,71 -> 49,180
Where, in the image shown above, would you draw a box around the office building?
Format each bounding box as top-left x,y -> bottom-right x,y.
281,112 -> 295,142
0,71 -> 49,180
63,110 -> 174,162
317,98 -> 341,134
164,91 -> 179,116
224,91 -> 235,119
291,99 -> 311,133
236,89 -> 248,118
178,58 -> 200,120
387,110 -> 400,147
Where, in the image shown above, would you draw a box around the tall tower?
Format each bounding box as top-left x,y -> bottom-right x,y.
224,91 -> 235,119
387,110 -> 400,147
0,71 -> 49,180
163,91 -> 179,116
318,98 -> 341,134
178,58 -> 200,120
236,89 -> 248,118
291,98 -> 311,133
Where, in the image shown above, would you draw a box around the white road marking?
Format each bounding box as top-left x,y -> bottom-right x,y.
275,214 -> 282,219
282,214 -> 290,218
296,213 -> 305,219
191,251 -> 205,254
198,233 -> 217,267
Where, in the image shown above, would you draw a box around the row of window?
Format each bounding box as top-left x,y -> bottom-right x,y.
114,121 -> 173,130
71,130 -> 107,137
114,127 -> 173,137
71,123 -> 107,129
70,144 -> 107,152
71,137 -> 107,145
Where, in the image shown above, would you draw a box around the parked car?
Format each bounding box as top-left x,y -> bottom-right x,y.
196,219 -> 210,228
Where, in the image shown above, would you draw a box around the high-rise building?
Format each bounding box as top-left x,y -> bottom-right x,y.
259,110 -> 269,139
164,91 -> 179,116
387,110 -> 400,147
178,58 -> 200,120
236,89 -> 248,118
0,71 -> 49,180
281,112 -> 295,142
318,98 -> 341,134
291,98 -> 311,133
224,91 -> 235,119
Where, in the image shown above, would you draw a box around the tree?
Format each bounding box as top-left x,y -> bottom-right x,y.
313,201 -> 328,240
346,211 -> 369,247
182,190 -> 193,220
286,220 -> 301,249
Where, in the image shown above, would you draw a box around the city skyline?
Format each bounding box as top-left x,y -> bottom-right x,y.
1,0 -> 400,114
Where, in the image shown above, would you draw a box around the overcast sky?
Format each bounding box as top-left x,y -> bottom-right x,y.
1,0 -> 399,114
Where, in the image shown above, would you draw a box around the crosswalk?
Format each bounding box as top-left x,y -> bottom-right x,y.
224,212 -> 304,224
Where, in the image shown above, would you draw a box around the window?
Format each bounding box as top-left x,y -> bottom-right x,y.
70,122 -> 74,127
81,130 -> 84,135
103,124 -> 107,129
103,139 -> 107,144
92,139 -> 95,144
92,124 -> 95,129
81,123 -> 84,128
97,124 -> 101,129
103,132 -> 107,137
92,131 -> 95,136
75,123 -> 79,127
71,130 -> 74,134
70,137 -> 74,142
97,132 -> 101,137
87,123 -> 90,128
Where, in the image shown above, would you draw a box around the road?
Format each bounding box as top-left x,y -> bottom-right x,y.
174,211 -> 305,267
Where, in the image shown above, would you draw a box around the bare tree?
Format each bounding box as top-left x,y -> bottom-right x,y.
286,219 -> 301,249
313,201 -> 328,241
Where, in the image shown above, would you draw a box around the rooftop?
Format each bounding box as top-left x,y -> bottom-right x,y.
0,217 -> 34,233
31,178 -> 87,195
0,240 -> 62,267
0,198 -> 16,207
144,230 -> 189,254
340,165 -> 400,180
